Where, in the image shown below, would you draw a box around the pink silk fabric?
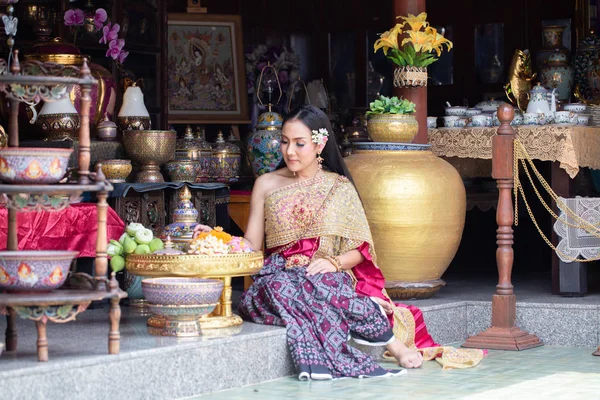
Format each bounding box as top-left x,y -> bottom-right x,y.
0,203 -> 125,257
274,238 -> 439,349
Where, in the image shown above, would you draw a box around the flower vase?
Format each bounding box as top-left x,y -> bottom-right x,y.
117,86 -> 151,132
36,97 -> 81,141
393,66 -> 428,87
366,114 -> 418,143
540,51 -> 574,102
247,110 -> 284,176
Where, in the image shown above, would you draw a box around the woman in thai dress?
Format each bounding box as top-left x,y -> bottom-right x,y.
195,105 -> 482,379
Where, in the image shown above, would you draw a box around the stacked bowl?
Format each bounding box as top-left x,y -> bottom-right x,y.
141,277 -> 223,337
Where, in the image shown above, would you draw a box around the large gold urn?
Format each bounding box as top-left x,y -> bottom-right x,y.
345,142 -> 466,299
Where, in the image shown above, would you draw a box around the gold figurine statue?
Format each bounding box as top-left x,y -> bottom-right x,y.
504,49 -> 537,111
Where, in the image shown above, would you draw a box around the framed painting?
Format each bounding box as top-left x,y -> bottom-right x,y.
166,14 -> 249,124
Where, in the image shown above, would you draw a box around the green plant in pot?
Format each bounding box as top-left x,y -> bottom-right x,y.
366,95 -> 418,143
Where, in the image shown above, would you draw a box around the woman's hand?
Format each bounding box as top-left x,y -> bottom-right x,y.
373,297 -> 394,315
192,224 -> 212,238
306,258 -> 337,276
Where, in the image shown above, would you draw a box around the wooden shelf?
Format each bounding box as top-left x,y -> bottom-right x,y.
0,74 -> 97,86
0,182 -> 113,194
0,288 -> 126,306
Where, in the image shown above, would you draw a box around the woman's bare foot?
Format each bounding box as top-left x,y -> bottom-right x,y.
387,339 -> 423,368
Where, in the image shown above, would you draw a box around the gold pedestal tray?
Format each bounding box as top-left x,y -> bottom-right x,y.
127,252 -> 264,329
147,303 -> 217,337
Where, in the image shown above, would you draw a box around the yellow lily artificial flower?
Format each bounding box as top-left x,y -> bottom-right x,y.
397,12 -> 429,32
402,30 -> 434,53
427,26 -> 453,57
374,24 -> 402,55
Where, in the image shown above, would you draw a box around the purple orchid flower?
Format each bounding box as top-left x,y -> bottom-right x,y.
94,8 -> 108,30
99,23 -> 120,44
118,49 -> 129,64
64,9 -> 85,26
106,39 -> 125,60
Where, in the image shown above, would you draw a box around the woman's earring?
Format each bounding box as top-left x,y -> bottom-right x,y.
317,153 -> 323,170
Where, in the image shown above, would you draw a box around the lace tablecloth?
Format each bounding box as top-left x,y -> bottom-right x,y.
428,126 -> 600,178
553,197 -> 600,262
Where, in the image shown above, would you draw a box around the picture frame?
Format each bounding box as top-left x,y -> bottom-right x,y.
166,13 -> 249,124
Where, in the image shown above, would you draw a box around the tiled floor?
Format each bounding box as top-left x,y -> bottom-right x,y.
189,344 -> 600,400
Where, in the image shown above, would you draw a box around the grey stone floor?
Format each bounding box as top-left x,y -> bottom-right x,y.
1,275 -> 599,399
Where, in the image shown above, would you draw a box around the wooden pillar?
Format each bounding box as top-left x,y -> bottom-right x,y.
462,104 -> 542,351
393,0 -> 427,144
78,58 -> 93,185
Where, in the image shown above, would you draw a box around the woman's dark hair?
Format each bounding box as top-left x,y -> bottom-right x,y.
278,105 -> 355,184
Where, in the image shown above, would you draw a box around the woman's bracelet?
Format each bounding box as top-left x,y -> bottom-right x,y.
325,255 -> 343,272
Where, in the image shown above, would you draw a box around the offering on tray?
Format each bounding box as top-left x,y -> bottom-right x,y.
108,222 -> 165,272
188,227 -> 253,255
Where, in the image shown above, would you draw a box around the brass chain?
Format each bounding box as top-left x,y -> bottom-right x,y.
514,140 -> 600,234
512,139 -> 600,262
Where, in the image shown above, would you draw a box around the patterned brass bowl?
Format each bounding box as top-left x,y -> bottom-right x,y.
126,251 -> 264,278
99,159 -> 132,183
366,114 -> 419,143
123,130 -> 176,182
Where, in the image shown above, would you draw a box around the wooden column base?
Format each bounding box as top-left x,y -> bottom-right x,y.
462,326 -> 543,351
462,294 -> 542,351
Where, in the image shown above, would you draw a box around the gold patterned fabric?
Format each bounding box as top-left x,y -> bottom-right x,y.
265,172 -> 376,261
428,126 -> 600,178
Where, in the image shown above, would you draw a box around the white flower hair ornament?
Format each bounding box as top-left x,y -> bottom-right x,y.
311,128 -> 329,146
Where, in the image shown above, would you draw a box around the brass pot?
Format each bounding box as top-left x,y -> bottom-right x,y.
117,116 -> 152,132
366,114 -> 418,143
123,130 -> 176,183
99,159 -> 132,183
37,113 -> 81,141
345,142 -> 466,299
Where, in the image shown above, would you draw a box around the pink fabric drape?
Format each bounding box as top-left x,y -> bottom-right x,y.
0,203 -> 125,257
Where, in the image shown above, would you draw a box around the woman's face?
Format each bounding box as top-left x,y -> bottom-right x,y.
280,120 -> 323,174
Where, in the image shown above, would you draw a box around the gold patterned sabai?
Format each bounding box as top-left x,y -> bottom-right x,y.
265,172 -> 377,263
428,126 -> 600,178
125,251 -> 264,277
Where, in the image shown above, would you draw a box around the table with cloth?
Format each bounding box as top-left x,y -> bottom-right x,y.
428,125 -> 600,293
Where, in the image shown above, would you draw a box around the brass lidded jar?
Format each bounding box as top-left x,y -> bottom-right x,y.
175,125 -> 211,182
210,130 -> 240,183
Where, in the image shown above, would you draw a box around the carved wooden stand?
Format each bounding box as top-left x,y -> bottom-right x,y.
462,104 -> 543,351
0,51 -> 126,362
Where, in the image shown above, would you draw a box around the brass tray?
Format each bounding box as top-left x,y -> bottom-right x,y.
125,251 -> 264,278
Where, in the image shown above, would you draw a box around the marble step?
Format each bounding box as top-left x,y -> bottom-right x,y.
0,307 -> 293,400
